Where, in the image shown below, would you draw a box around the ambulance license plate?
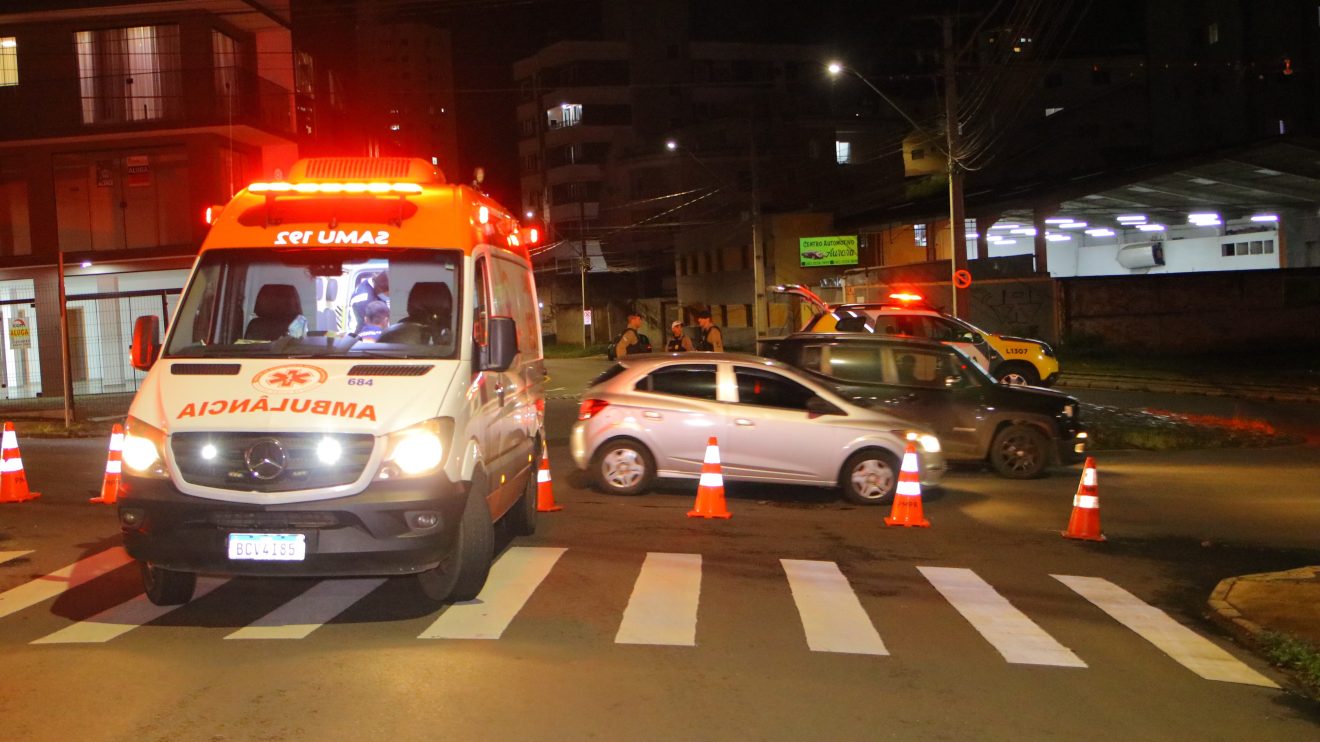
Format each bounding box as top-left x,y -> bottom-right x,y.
227,533 -> 306,561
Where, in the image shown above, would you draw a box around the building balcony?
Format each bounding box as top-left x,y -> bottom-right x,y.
0,68 -> 294,144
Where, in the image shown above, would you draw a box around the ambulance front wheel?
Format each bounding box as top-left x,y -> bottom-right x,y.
417,481 -> 494,603
140,560 -> 196,606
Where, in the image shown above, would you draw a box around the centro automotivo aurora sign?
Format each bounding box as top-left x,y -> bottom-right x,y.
799,235 -> 858,267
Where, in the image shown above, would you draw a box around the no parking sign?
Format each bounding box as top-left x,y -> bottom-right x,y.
953,269 -> 973,289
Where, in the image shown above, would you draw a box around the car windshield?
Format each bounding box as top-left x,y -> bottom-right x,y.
164,247 -> 461,359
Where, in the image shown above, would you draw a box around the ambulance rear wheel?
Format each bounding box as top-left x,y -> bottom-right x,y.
417,484 -> 494,603
140,561 -> 196,606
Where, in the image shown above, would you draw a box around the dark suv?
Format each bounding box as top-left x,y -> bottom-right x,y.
763,333 -> 1086,479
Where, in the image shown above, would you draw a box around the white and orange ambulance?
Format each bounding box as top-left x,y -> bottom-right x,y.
120,157 -> 545,606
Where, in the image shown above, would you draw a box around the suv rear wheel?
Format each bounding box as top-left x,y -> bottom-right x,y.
989,423 -> 1049,479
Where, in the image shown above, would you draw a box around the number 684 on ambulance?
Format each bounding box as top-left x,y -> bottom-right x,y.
118,157 -> 546,606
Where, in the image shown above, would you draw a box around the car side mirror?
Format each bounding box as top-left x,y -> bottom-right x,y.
806,395 -> 843,417
130,315 -> 161,371
480,316 -> 518,371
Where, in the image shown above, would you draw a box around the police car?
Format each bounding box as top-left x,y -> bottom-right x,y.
773,285 -> 1060,387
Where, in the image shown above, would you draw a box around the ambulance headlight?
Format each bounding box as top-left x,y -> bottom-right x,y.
379,418 -> 453,479
122,416 -> 168,478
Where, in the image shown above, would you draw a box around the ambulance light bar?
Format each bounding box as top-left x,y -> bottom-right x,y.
247,182 -> 424,195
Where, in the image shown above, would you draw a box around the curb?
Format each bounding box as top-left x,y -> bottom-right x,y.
1059,373 -> 1320,404
1207,567 -> 1320,698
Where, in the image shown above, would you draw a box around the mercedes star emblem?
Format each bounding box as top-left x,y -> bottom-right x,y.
244,439 -> 287,480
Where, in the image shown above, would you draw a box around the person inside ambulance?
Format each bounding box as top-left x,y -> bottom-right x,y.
350,270 -> 390,328
378,282 -> 453,346
356,300 -> 390,342
244,284 -> 306,342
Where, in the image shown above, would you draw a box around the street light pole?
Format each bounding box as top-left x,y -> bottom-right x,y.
827,51 -> 969,317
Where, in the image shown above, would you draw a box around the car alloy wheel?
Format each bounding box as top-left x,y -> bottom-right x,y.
594,439 -> 653,495
840,449 -> 900,505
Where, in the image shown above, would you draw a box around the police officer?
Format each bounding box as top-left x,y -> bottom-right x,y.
614,312 -> 647,359
666,320 -> 694,352
694,310 -> 723,352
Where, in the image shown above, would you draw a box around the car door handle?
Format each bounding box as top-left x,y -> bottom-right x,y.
735,418 -> 755,427
643,410 -> 663,420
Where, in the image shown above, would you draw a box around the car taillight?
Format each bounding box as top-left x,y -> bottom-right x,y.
578,399 -> 609,420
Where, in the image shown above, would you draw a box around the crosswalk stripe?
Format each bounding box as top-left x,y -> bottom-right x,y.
227,578 -> 387,640
0,550 -> 33,566
419,546 -> 566,640
919,566 -> 1087,667
616,552 -> 702,646
781,559 -> 888,655
31,577 -> 228,644
1053,574 -> 1278,687
0,547 -> 134,620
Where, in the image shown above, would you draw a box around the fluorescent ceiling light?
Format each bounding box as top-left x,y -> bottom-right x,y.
1045,233 -> 1071,241
1043,218 -> 1072,224
1009,227 -> 1037,235
1116,214 -> 1146,222
989,223 -> 1020,229
1137,224 -> 1165,231
1085,228 -> 1115,237
1188,212 -> 1219,220
1189,178 -> 1216,185
1250,214 -> 1279,222
1060,221 -> 1087,229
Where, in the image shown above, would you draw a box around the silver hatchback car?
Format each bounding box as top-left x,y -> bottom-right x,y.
570,354 -> 945,505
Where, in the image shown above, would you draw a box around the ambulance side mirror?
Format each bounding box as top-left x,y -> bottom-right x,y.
130,315 -> 161,371
480,316 -> 518,372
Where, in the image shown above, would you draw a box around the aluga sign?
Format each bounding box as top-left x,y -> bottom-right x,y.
119,157 -> 547,606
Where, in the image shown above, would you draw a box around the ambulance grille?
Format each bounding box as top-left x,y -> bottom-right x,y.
207,511 -> 341,529
347,365 -> 433,376
302,158 -> 416,181
172,432 -> 375,493
170,364 -> 241,375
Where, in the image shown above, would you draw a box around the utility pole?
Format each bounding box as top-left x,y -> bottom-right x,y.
56,252 -> 74,427
943,13 -> 969,318
749,126 -> 764,345
578,185 -> 589,347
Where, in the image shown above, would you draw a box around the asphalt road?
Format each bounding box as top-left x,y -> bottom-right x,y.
1,359 -> 1318,740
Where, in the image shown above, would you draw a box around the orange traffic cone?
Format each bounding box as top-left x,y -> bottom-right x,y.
90,424 -> 124,504
687,436 -> 731,519
536,442 -> 562,512
1062,456 -> 1105,541
884,438 -> 929,527
0,421 -> 39,503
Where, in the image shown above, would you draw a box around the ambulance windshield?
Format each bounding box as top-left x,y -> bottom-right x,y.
165,248 -> 461,359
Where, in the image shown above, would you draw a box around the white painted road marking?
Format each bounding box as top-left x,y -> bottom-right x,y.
227,578 -> 386,640
781,559 -> 888,655
615,552 -> 702,646
919,566 -> 1087,667
419,546 -> 566,640
33,577 -> 228,644
0,550 -> 33,566
0,548 -> 134,620
1053,574 -> 1278,687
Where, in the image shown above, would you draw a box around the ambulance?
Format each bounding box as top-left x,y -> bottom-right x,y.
120,157 -> 546,606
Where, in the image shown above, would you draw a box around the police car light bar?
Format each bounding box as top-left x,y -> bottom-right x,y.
247,182 -> 425,195
888,292 -> 924,303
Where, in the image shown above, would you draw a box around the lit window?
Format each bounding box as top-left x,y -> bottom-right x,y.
0,37 -> 17,86
835,140 -> 851,165
547,103 -> 582,129
1045,107 -> 1064,117
1208,23 -> 1219,45
914,224 -> 927,247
